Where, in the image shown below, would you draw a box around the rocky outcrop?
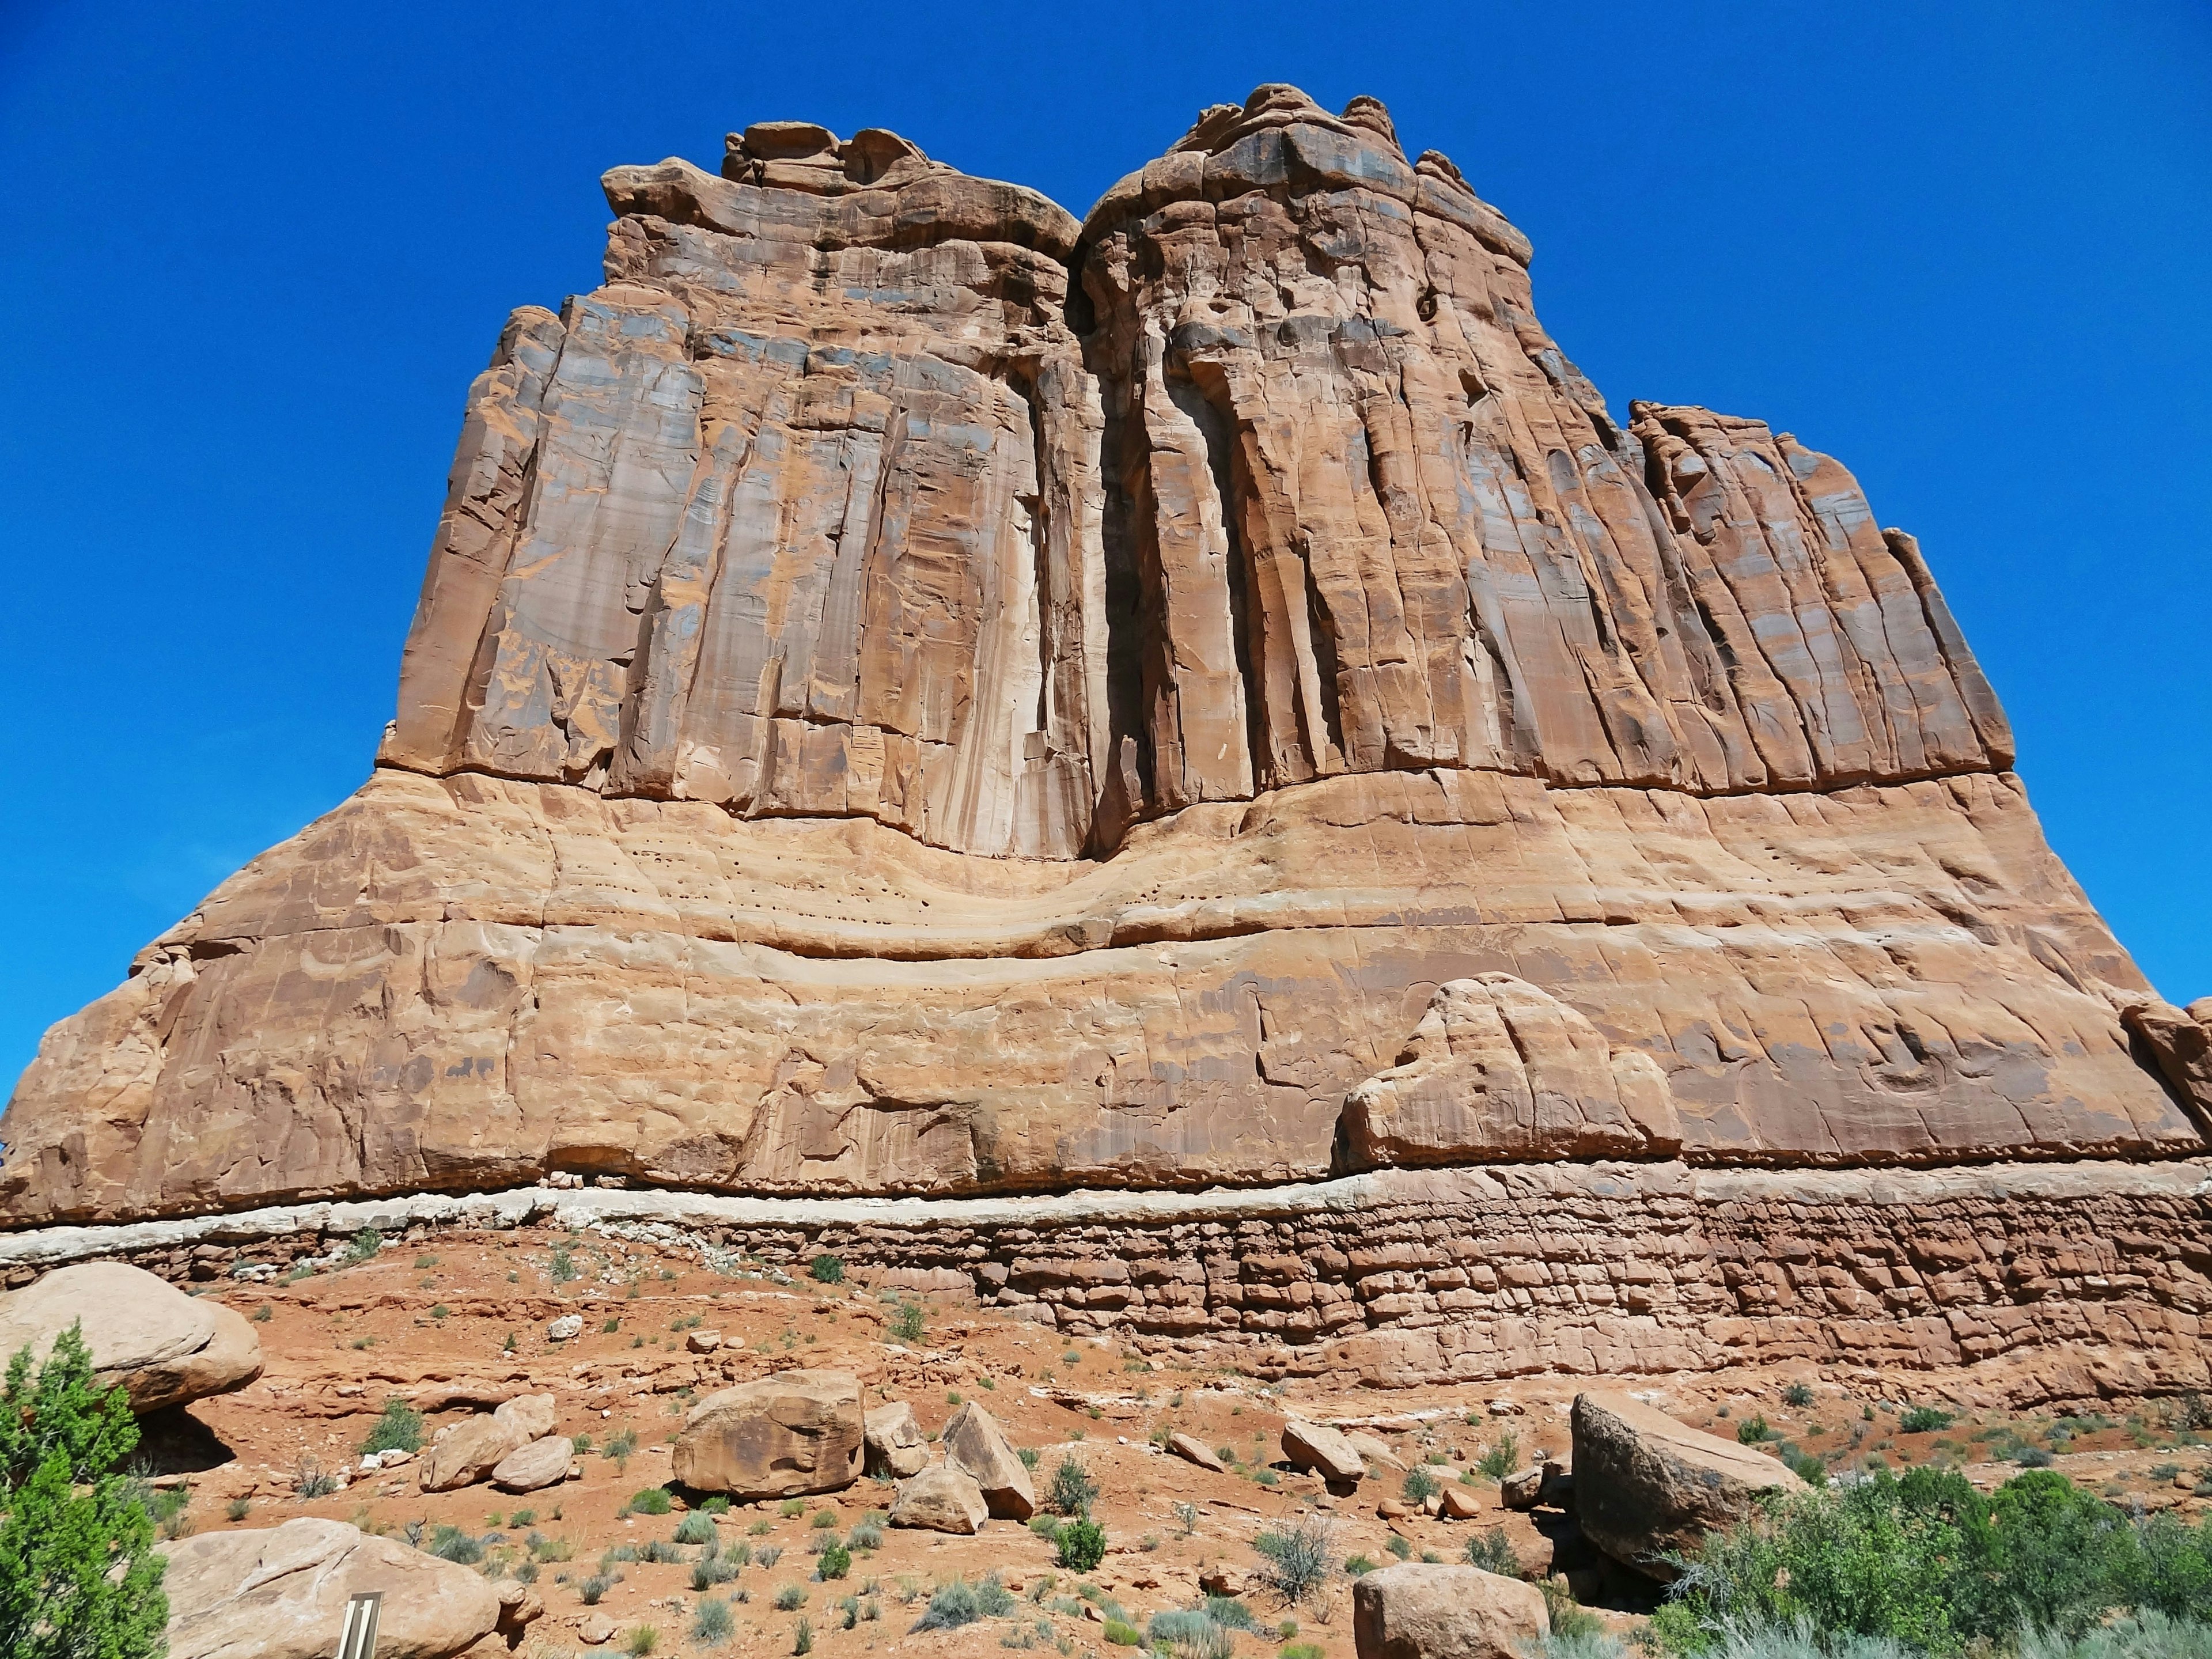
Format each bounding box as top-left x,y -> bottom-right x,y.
161,1518 -> 501,1659
865,1400 -> 930,1478
1571,1390 -> 1803,1578
2124,999 -> 2212,1124
672,1368 -> 863,1497
491,1434 -> 574,1493
1344,976 -> 1680,1165
1282,1418 -> 1365,1484
0,83 -> 2200,1234
941,1400 -> 1035,1518
888,1463 -> 988,1533
1351,1562 -> 1548,1659
0,1262 -> 260,1412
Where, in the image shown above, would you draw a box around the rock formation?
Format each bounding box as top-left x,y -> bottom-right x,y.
0,1260 -> 262,1411
1570,1390 -> 1804,1578
1,84 -> 2204,1233
160,1518 -> 503,1659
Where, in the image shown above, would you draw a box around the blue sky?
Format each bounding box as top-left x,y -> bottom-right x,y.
1,0 -> 2207,1096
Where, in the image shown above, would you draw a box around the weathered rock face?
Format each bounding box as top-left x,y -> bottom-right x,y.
161,1518 -> 502,1659
888,1463 -> 988,1533
1351,1562 -> 1548,1659
865,1400 -> 930,1478
0,1261 -> 261,1412
0,82 -> 2201,1230
1571,1390 -> 1803,1578
672,1368 -> 863,1497
940,1400 -> 1035,1518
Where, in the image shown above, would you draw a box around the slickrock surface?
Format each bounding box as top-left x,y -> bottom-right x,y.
0,1260 -> 262,1412
2,84 -> 2204,1236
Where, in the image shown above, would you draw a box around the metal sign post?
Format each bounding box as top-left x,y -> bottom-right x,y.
337,1591 -> 383,1659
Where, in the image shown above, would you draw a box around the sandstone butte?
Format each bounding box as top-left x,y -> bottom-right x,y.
3,88 -> 2208,1355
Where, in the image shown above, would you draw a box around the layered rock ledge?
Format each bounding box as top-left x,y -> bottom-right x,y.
2,1161 -> 2206,1406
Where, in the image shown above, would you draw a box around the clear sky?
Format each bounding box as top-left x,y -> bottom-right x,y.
1,0 -> 2207,1097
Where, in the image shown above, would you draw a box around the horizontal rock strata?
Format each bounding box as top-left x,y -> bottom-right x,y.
3,82 -> 2203,1235
3,1162 -> 2205,1406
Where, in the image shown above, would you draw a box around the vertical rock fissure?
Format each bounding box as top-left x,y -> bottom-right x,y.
1180,371 -> 1266,791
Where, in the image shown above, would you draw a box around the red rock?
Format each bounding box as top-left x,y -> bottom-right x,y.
0,82 -> 2199,1240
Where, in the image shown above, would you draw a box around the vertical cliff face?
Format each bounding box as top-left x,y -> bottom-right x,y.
1075,86 -> 2010,830
381,123 -> 1109,859
2,85 -> 2203,1229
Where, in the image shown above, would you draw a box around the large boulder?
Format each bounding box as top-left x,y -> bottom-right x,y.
865,1401 -> 930,1478
941,1401 -> 1035,1519
672,1368 -> 863,1498
493,1392 -> 556,1440
491,1434 -> 574,1493
1571,1391 -> 1804,1578
0,1262 -> 261,1414
888,1464 -> 988,1533
1282,1419 -> 1364,1484
1351,1563 -> 1548,1659
161,1518 -> 501,1659
418,1412 -> 525,1493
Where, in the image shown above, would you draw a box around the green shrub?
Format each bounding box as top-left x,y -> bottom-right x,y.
1537,1580 -> 1607,1642
426,1524 -> 484,1564
1476,1433 -> 1520,1479
1386,1533 -> 1412,1560
674,1510 -> 717,1544
1344,1554 -> 1378,1576
1899,1406 -> 1955,1435
692,1596 -> 736,1645
914,1578 -> 983,1631
629,1486 -> 672,1515
1282,1646 -> 1326,1659
1017,1446 -> 1041,1469
344,1227 -> 382,1264
624,1624 -> 658,1656
1056,1518 -> 1107,1573
361,1397 -> 425,1456
1782,1383 -> 1815,1409
849,1515 -> 884,1551
775,1584 -> 808,1611
818,1541 -> 851,1580
793,1616 -> 814,1655
1047,1455 -> 1099,1518
888,1301 -> 926,1343
1649,1465 -> 2212,1654
809,1255 -> 845,1284
1736,1414 -> 1777,1445
694,1556 -> 738,1591
1251,1514 -> 1336,1606
579,1573 -> 613,1604
1102,1619 -> 1144,1646
0,1325 -> 168,1659
976,1571 -> 1016,1616
1205,1596 -> 1260,1631
2017,1609 -> 2212,1659
1403,1467 -> 1440,1503
1149,1609 -> 1235,1659
1465,1528 -> 1521,1577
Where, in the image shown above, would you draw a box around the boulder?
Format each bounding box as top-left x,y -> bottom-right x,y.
888,1464 -> 989,1533
687,1329 -> 722,1353
1167,1432 -> 1225,1473
1498,1468 -> 1543,1510
419,1413 -> 525,1492
161,1518 -> 501,1659
865,1401 -> 930,1478
493,1577 -> 544,1641
672,1368 -> 863,1498
1571,1392 -> 1804,1578
494,1392 -> 557,1441
1282,1419 -> 1365,1484
0,1262 -> 262,1414
1439,1484 -> 1482,1520
1351,1563 -> 1548,1659
492,1435 -> 575,1493
941,1401 -> 1036,1519
1347,1431 -> 1405,1472
546,1314 -> 584,1342
579,1612 -> 616,1645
